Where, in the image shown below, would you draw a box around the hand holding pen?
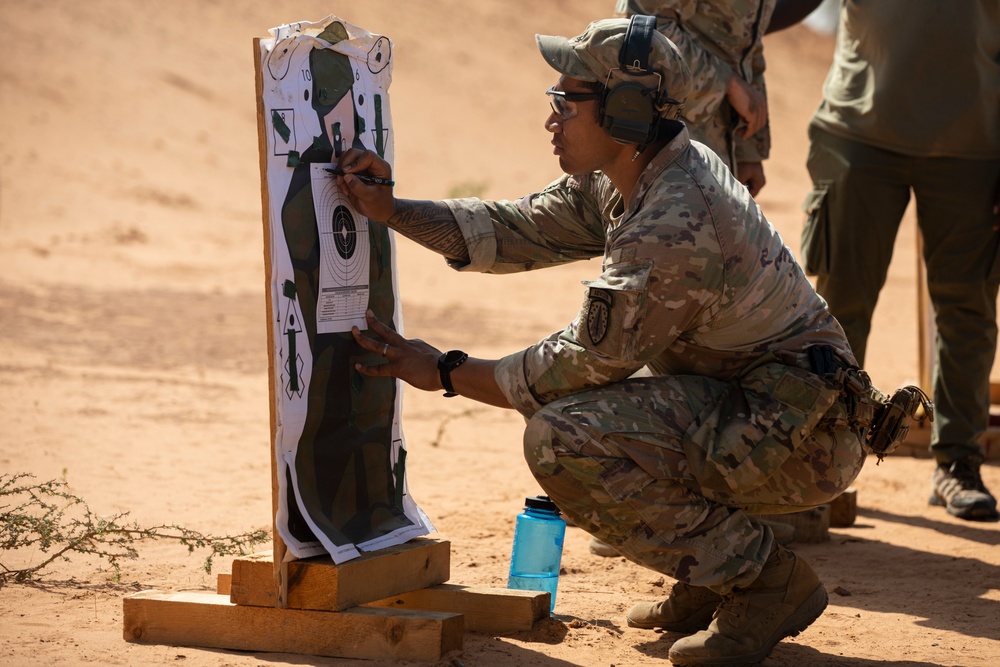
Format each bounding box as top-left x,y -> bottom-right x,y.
331,148 -> 397,223
323,167 -> 394,187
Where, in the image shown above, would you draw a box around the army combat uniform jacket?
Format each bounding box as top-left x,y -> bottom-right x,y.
446,125 -> 851,433
615,0 -> 774,167
444,128 -> 865,589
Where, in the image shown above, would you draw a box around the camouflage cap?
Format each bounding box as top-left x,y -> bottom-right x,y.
536,18 -> 691,117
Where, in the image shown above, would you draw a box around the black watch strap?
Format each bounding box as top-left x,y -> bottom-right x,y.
437,350 -> 469,397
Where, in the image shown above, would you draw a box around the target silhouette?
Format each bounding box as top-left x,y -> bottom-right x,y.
266,36 -> 302,81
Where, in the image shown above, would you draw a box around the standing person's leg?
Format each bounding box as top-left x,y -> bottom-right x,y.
803,125 -> 912,364
914,155 -> 1000,521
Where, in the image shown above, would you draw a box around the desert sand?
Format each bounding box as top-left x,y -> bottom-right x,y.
1,2 -> 998,666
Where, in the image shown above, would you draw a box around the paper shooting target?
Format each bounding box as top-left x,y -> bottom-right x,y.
260,19 -> 432,565
318,193 -> 368,286
310,163 -> 370,332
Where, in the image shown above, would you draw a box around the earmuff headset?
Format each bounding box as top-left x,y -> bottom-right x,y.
600,14 -> 665,146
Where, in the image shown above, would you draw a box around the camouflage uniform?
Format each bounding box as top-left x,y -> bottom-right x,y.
614,0 -> 774,169
444,128 -> 866,592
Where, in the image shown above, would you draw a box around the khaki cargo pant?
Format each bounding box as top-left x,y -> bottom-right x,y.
803,124 -> 1000,463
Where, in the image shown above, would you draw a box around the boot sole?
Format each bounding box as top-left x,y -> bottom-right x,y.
668,584 -> 829,666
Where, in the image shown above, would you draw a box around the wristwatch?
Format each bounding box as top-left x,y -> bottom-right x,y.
437,350 -> 468,397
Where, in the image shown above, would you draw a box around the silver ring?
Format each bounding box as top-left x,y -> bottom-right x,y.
381,343 -> 389,357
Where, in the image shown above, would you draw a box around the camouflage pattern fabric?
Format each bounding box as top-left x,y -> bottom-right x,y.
444,128 -> 866,590
536,18 -> 692,121
524,374 -> 865,591
614,0 -> 774,167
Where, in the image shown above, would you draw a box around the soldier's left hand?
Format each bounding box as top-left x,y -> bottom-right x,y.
352,310 -> 445,392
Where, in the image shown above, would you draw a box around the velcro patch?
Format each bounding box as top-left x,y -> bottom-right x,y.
586,288 -> 613,345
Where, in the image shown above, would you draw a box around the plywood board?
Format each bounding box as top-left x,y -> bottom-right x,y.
230,539 -> 450,611
365,584 -> 549,633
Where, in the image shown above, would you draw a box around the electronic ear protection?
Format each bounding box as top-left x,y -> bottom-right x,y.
600,14 -> 663,146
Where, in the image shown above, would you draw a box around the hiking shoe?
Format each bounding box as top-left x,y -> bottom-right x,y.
667,544 -> 828,666
929,454 -> 999,521
626,581 -> 722,633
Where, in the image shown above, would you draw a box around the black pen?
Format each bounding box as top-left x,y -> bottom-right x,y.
323,167 -> 394,187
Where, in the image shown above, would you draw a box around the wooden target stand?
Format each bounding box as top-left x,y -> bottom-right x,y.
120,38 -> 548,662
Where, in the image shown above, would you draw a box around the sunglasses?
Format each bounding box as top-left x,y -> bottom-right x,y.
546,86 -> 603,120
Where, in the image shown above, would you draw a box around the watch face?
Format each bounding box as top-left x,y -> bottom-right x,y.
442,350 -> 466,366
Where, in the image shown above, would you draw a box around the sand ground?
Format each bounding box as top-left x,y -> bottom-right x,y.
1,2 -> 998,666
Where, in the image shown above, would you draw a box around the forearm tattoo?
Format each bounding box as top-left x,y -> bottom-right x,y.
387,199 -> 471,263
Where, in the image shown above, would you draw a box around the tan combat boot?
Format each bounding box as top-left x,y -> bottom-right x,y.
667,544 -> 827,666
626,581 -> 722,633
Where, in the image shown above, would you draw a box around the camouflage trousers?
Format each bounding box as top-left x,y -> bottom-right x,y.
523,369 -> 866,592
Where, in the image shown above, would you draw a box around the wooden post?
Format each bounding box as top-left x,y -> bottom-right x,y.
251,35 -> 290,610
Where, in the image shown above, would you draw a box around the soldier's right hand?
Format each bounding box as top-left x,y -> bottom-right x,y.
335,148 -> 397,223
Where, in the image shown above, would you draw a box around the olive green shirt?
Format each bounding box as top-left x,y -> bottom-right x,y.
810,0 -> 1000,159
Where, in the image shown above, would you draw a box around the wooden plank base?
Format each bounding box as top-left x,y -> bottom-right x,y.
829,487 -> 858,527
365,583 -> 549,633
123,590 -> 463,661
139,540 -> 551,662
220,572 -> 548,634
776,505 -> 830,543
230,538 -> 451,611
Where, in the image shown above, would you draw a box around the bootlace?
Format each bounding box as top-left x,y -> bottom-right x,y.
946,456 -> 986,493
715,589 -> 746,616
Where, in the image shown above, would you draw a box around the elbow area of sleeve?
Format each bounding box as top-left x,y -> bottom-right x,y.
444,198 -> 497,272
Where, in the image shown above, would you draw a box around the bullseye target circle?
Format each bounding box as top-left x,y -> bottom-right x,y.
332,205 -> 357,259
316,182 -> 369,287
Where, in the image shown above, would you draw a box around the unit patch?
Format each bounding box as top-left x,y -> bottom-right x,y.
586,287 -> 613,345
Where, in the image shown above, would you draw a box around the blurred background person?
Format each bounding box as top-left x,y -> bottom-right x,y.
614,0 -> 825,197
801,0 -> 1000,521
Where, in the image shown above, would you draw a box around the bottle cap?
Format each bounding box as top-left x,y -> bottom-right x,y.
524,495 -> 561,514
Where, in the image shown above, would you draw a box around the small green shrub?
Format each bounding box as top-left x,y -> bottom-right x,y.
0,472 -> 268,584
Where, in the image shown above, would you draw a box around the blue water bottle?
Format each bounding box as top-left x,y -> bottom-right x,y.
507,495 -> 566,612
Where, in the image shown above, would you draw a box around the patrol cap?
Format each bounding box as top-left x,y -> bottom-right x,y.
536,18 -> 691,117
